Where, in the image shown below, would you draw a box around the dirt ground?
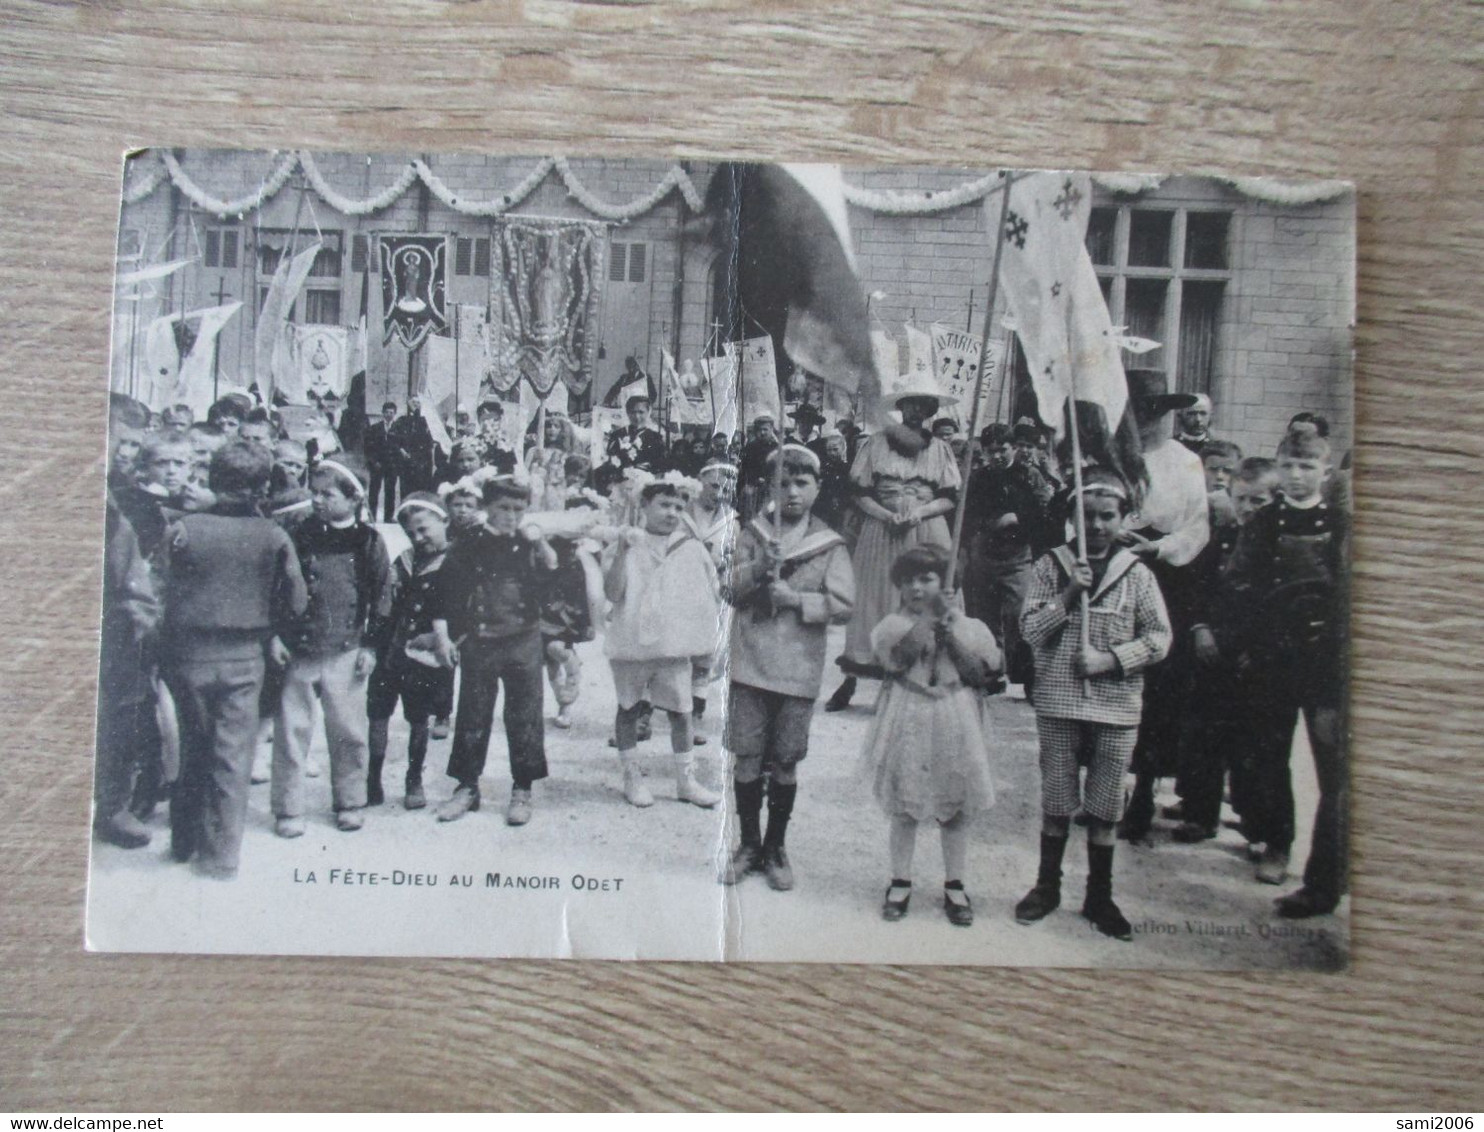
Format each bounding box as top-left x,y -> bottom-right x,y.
87,613 -> 1347,970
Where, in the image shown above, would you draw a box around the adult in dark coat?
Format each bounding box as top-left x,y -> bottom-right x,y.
364,401 -> 398,521
389,396 -> 438,495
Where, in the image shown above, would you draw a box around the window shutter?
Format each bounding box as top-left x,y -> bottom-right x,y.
609,243 -> 627,282
628,242 -> 646,282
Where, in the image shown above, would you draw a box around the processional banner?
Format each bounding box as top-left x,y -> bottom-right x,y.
380,235 -> 449,350
489,218 -> 605,398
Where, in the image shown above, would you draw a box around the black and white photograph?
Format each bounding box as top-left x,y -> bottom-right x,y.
88,150 -> 1354,969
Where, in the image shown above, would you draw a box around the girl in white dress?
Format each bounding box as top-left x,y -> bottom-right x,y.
861,545 -> 1001,926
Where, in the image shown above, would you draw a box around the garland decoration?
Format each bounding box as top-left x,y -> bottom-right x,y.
552,156 -> 705,219
121,155 -> 169,205
1221,176 -> 1352,206
162,150 -> 298,219
122,149 -> 1351,223
300,152 -> 417,216
841,170 -> 1005,215
413,156 -> 556,217
1091,172 -> 1167,195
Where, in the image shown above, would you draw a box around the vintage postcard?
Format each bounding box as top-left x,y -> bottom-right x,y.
87,150 -> 1354,968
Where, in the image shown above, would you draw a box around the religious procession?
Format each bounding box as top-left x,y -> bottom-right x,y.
90,152 -> 1355,968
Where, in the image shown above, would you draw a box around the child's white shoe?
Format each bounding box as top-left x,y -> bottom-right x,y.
620,758 -> 654,808
673,755 -> 720,808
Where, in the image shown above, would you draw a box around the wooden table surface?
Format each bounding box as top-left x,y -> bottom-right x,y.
2,0 -> 1481,1112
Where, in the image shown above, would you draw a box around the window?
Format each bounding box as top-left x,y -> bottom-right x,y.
1086,205 -> 1233,394
609,241 -> 647,283
1086,208 -> 1117,266
1127,211 -> 1173,268
454,236 -> 492,277
255,229 -> 344,325
303,289 -> 341,325
1184,212 -> 1230,270
204,227 -> 239,269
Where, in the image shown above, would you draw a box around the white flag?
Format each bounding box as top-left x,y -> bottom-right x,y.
870,328 -> 900,384
253,242 -> 321,402
994,172 -> 1127,437
702,355 -> 739,438
116,258 -> 192,288
142,315 -> 182,410
173,302 -> 243,418
727,336 -> 780,427
424,304 -> 488,417
661,349 -> 708,426
904,323 -> 935,381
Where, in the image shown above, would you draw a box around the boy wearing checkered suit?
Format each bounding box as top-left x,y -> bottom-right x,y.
1014,469 -> 1171,940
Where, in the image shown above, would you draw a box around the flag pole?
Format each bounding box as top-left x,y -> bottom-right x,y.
1064,301 -> 1093,697
945,171 -> 1019,593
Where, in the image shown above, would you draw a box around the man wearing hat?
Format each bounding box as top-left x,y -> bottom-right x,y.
1117,369 -> 1211,843
476,399 -> 518,474
1174,393 -> 1216,453
788,401 -> 826,446
826,370 -> 961,712
605,392 -> 667,474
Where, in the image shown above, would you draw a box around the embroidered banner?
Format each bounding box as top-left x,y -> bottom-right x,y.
490,219 -> 604,397
379,235 -> 449,350
292,325 -> 351,408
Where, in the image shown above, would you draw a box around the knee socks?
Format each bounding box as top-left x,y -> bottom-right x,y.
763,780 -> 797,850
734,778 -> 764,846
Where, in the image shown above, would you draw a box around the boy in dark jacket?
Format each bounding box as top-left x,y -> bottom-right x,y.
271,458 -> 391,837
160,441 -> 307,878
367,492 -> 455,811
429,475 -> 558,827
1220,431 -> 1349,917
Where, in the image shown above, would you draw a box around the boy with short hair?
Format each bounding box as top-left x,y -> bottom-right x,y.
1220,430 -> 1349,916
1015,468 -> 1172,940
1231,457 -> 1280,525
722,445 -> 856,891
367,492 -> 455,810
430,475 -> 557,826
604,479 -> 723,808
271,458 -> 391,836
1200,439 -> 1243,495
159,440 -> 307,877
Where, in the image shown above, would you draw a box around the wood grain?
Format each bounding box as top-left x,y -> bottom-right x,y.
2,0 -> 1482,1111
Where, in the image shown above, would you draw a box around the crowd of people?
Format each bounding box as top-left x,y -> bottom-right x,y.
95,370 -> 1349,941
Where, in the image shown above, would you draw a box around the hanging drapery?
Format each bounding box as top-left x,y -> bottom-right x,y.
488,217 -> 605,398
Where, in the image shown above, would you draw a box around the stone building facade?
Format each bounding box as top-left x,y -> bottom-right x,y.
115,153 -> 1352,461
